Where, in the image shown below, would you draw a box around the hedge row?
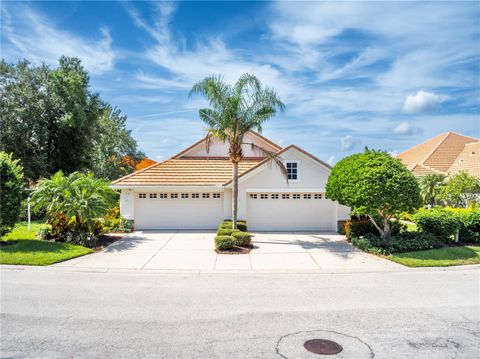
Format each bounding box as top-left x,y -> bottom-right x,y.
352,232 -> 444,255
215,220 -> 252,250
413,208 -> 480,243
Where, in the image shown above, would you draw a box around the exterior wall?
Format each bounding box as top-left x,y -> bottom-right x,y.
120,189 -> 135,220
184,132 -> 278,158
223,188 -> 232,220
337,204 -> 351,220
236,148 -> 331,218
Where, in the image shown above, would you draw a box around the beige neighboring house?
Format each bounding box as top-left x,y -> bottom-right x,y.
111,131 -> 350,231
397,132 -> 480,178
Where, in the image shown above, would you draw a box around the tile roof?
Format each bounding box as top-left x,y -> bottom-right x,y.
449,142 -> 480,178
398,132 -> 479,175
111,158 -> 261,186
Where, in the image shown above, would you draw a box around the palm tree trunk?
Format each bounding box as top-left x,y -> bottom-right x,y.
232,161 -> 238,230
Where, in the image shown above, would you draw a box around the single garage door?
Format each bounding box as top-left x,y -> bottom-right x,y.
247,192 -> 336,231
134,192 -> 223,230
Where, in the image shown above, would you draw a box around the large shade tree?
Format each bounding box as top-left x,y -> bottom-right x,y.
326,149 -> 422,239
190,74 -> 285,229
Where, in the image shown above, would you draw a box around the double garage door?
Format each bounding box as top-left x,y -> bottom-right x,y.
246,192 -> 337,231
134,192 -> 223,230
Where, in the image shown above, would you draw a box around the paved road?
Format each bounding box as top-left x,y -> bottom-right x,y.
1,266 -> 479,358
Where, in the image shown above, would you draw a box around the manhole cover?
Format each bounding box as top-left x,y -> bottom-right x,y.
304,339 -> 343,355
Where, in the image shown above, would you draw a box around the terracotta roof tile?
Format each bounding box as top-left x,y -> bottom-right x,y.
398,132 -> 479,174
112,159 -> 261,186
449,142 -> 480,178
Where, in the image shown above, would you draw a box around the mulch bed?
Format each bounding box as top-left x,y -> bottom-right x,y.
92,233 -> 126,251
215,245 -> 255,255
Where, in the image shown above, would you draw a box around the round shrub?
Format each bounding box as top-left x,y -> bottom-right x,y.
231,231 -> 251,246
344,220 -> 377,241
215,235 -> 235,250
219,221 -> 247,232
413,208 -> 460,241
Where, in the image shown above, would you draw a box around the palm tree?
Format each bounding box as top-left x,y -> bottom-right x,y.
32,171 -> 117,234
190,74 -> 285,229
418,173 -> 446,207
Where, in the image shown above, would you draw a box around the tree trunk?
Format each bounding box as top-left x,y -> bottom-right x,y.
232,161 -> 239,230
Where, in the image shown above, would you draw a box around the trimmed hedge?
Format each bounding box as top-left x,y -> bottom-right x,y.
217,228 -> 240,236
458,210 -> 480,243
413,208 -> 461,241
219,221 -> 247,232
352,232 -> 444,255
232,231 -> 251,246
215,235 -> 236,250
344,220 -> 377,240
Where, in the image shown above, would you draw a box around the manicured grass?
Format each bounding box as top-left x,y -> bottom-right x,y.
388,246 -> 480,267
1,221 -> 92,266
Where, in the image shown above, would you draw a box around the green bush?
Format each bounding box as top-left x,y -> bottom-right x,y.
352,232 -> 444,255
344,220 -> 377,240
219,221 -> 247,232
217,228 -> 240,236
231,231 -> 252,246
458,210 -> 480,243
0,152 -> 24,237
215,235 -> 236,250
413,208 -> 460,240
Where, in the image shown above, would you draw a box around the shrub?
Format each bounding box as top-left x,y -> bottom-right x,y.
215,235 -> 236,250
352,232 -> 444,255
413,208 -> 460,240
457,210 -> 480,243
344,220 -> 377,241
38,226 -> 53,240
64,230 -> 98,247
217,228 -> 240,236
219,221 -> 247,232
231,231 -> 252,246
0,152 -> 24,237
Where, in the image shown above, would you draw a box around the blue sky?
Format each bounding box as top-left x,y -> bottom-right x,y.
2,1 -> 479,164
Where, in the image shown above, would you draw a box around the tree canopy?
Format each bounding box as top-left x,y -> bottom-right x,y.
0,57 -> 144,183
326,149 -> 422,238
440,171 -> 480,208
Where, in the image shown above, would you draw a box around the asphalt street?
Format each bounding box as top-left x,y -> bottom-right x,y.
1,266 -> 479,358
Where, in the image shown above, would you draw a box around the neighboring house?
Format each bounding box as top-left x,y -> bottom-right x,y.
397,132 -> 479,178
111,131 -> 350,231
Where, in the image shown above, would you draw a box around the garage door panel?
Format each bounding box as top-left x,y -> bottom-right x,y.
247,194 -> 336,231
135,196 -> 223,230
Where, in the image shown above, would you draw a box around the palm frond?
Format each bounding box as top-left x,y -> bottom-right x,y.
247,142 -> 289,182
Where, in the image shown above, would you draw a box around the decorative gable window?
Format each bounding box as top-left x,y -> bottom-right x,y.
192,193 -> 199,198
286,161 -> 298,180
139,193 -> 146,199
149,193 -> 157,199
213,193 -> 221,199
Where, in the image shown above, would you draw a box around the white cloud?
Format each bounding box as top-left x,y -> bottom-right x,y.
340,135 -> 358,151
402,91 -> 447,113
393,122 -> 415,135
1,3 -> 116,74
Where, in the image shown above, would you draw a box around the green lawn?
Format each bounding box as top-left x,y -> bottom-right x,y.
1,221 -> 92,266
389,246 -> 480,267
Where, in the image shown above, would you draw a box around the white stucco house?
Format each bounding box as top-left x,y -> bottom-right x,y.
111,131 -> 350,231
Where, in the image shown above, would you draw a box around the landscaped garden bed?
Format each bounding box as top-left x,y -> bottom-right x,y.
214,220 -> 254,254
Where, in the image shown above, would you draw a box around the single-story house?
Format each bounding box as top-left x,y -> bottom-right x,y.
397,132 -> 479,178
111,131 -> 350,231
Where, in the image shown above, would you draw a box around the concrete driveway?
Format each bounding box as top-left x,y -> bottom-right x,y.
54,231 -> 402,272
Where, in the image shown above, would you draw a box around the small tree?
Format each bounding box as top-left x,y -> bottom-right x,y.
440,171 -> 480,208
418,173 -> 446,207
326,149 -> 421,239
0,152 -> 24,237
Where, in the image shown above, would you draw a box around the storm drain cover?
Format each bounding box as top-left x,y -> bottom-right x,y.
304,339 -> 343,355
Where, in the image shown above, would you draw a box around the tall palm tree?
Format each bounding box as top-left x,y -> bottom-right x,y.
418,173 -> 446,207
190,74 -> 285,229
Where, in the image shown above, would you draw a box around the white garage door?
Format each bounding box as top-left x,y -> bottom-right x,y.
247,193 -> 336,231
134,192 -> 223,230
